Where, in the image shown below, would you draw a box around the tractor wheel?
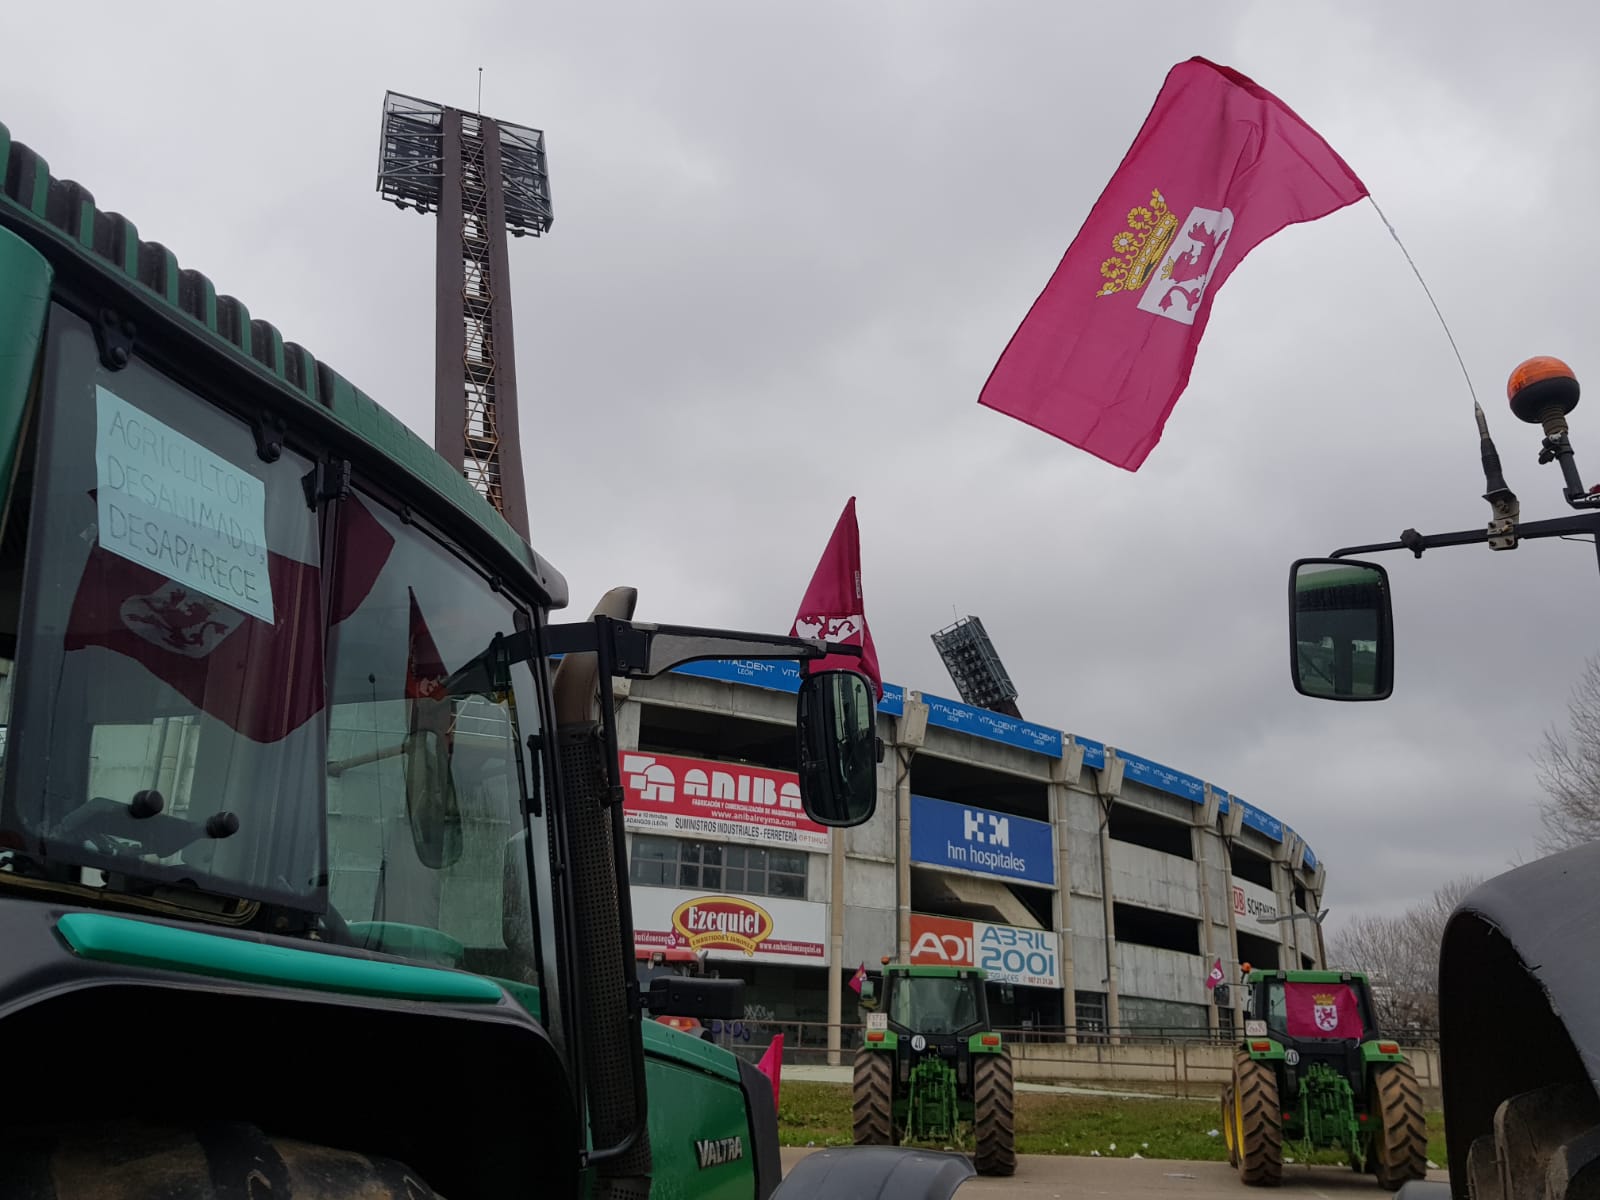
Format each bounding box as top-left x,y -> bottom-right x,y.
972,1050 -> 1016,1177
1370,1062 -> 1429,1190
852,1047 -> 896,1146
1466,1081 -> 1600,1200
7,1120 -> 443,1197
1221,1085 -> 1240,1168
1232,1049 -> 1284,1187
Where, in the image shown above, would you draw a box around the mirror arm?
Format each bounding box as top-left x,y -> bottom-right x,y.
536,617 -> 865,680
1331,511 -> 1600,560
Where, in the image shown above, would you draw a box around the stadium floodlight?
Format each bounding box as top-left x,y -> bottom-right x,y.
931,615 -> 1021,717
376,89 -> 553,539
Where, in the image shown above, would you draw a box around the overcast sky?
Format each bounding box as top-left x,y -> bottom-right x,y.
7,0 -> 1597,928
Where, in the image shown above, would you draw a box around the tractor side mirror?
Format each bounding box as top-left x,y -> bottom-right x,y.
646,976 -> 745,1021
858,977 -> 880,1010
1288,558 -> 1394,701
1213,984 -> 1231,1007
796,669 -> 879,827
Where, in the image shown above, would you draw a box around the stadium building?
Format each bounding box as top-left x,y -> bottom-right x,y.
619,657 -> 1326,1061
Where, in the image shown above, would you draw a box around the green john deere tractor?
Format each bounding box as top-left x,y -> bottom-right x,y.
1221,968 -> 1428,1190
852,963 -> 1016,1176
0,113 -> 979,1199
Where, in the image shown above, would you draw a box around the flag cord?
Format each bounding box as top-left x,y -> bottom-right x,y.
1367,195 -> 1480,408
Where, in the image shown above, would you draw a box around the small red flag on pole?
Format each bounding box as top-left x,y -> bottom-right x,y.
979,57 -> 1368,471
755,1034 -> 784,1110
790,497 -> 883,699
849,962 -> 867,994
1205,958 -> 1226,990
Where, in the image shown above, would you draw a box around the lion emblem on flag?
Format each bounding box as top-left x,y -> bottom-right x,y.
1313,991 -> 1339,1033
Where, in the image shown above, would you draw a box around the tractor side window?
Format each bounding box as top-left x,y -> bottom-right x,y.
323,492 -> 540,987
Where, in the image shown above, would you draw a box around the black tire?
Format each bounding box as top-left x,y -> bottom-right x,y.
1371,1062 -> 1429,1191
1233,1049 -> 1284,1187
1465,1133 -> 1501,1200
1222,1085 -> 1239,1168
852,1047 -> 895,1146
972,1050 -> 1016,1177
7,1120 -> 442,1198
1484,1082 -> 1600,1200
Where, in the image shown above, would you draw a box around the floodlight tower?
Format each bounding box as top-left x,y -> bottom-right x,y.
931,615 -> 1023,719
375,90 -> 553,539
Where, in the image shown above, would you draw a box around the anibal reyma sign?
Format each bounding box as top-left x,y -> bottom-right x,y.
620,750 -> 831,853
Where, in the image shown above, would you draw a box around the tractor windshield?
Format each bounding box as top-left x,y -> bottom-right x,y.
0,305 -> 549,987
889,974 -> 983,1036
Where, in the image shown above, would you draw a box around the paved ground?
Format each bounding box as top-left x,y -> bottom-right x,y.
778,1147 -> 1450,1198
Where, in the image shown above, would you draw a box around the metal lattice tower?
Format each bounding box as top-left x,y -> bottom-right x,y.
376,91 -> 553,539
931,615 -> 1022,718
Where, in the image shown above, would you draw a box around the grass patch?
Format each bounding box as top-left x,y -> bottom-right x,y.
778,1082 -> 1448,1167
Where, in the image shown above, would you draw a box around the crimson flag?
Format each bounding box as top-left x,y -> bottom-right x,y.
1205,958 -> 1225,990
1283,981 -> 1365,1039
979,57 -> 1368,470
63,493 -> 394,745
755,1034 -> 784,1111
790,497 -> 882,699
849,962 -> 867,994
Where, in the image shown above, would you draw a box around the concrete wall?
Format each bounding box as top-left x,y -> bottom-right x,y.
1006,1039 -> 1441,1102
1117,942 -> 1209,1008
1109,842 -> 1201,917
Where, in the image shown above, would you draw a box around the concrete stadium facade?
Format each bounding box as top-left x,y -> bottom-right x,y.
618,658 -> 1326,1059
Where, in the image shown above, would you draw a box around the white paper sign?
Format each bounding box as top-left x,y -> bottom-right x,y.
1245,1019 -> 1268,1038
866,1013 -> 887,1031
94,387 -> 274,624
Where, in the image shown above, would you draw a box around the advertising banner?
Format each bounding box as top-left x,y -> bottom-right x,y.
620,750 -> 831,852
631,885 -> 828,964
907,913 -> 1062,988
908,794 -> 1055,886
1232,879 -> 1280,923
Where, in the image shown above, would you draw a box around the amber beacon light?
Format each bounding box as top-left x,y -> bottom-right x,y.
1508,355 -> 1580,434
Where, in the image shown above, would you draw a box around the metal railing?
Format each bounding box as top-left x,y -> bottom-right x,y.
676,1018 -> 1443,1092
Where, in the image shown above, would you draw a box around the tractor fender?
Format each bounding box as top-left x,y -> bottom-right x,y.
769,1146 -> 975,1199
1435,840 -> 1600,1196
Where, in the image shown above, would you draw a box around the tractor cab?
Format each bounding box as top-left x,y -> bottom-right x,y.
1222,967 -> 1425,1188
1251,969 -> 1381,1081
852,963 -> 1015,1176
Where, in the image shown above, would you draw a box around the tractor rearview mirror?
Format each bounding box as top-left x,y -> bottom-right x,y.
858,977 -> 879,1009
1288,558 -> 1394,702
795,669 -> 879,827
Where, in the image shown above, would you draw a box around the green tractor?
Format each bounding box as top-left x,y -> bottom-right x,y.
0,114 -> 979,1199
852,963 -> 1016,1176
1221,968 -> 1428,1190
